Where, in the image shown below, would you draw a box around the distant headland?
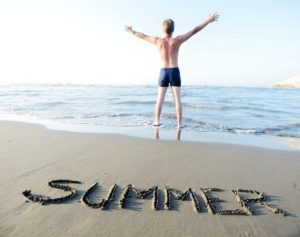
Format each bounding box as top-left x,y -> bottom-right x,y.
272,75 -> 300,88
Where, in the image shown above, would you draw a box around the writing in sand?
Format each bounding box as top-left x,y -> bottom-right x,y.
23,179 -> 286,216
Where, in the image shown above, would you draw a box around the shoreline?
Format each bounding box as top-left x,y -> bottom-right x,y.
1,84 -> 299,151
0,115 -> 299,151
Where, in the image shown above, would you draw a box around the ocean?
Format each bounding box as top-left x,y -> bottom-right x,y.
0,84 -> 300,141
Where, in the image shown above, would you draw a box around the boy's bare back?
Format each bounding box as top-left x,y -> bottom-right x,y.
157,37 -> 181,68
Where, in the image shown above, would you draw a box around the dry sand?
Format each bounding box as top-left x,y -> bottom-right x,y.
0,121 -> 300,237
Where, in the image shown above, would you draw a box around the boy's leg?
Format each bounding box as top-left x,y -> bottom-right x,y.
171,86 -> 182,128
154,87 -> 167,125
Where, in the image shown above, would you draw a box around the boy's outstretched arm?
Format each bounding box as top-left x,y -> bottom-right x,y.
176,13 -> 219,44
124,25 -> 159,45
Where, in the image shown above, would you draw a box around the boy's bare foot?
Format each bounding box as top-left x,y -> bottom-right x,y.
153,123 -> 163,128
177,124 -> 186,129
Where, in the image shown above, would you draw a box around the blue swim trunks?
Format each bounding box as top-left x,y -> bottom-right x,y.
158,67 -> 181,87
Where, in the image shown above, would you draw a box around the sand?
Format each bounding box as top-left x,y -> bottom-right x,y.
0,121 -> 300,237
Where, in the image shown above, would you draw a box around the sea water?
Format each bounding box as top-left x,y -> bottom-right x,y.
0,84 -> 299,145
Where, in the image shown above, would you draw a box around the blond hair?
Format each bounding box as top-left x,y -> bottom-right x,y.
162,19 -> 174,35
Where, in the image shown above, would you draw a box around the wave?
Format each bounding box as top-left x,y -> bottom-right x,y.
220,105 -> 290,114
227,123 -> 300,138
82,114 -> 100,119
110,113 -> 143,118
182,102 -> 223,110
81,112 -> 153,119
161,114 -> 221,130
32,101 -> 66,109
180,103 -> 290,115
112,100 -> 174,107
113,100 -> 156,105
53,116 -> 76,119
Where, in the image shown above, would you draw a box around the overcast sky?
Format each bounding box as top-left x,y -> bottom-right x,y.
0,0 -> 299,86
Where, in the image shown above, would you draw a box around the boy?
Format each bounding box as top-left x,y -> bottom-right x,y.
124,13 -> 219,128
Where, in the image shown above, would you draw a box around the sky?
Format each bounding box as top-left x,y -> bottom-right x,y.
0,0 -> 299,86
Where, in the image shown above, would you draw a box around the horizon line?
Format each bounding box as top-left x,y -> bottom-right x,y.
0,82 -> 275,88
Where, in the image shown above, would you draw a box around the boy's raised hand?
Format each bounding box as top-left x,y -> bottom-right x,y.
124,25 -> 133,32
208,13 -> 219,23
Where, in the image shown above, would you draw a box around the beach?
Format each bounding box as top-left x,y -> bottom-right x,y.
1,0 -> 300,236
1,121 -> 300,237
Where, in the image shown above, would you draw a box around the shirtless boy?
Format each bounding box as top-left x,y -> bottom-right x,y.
124,13 -> 219,128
